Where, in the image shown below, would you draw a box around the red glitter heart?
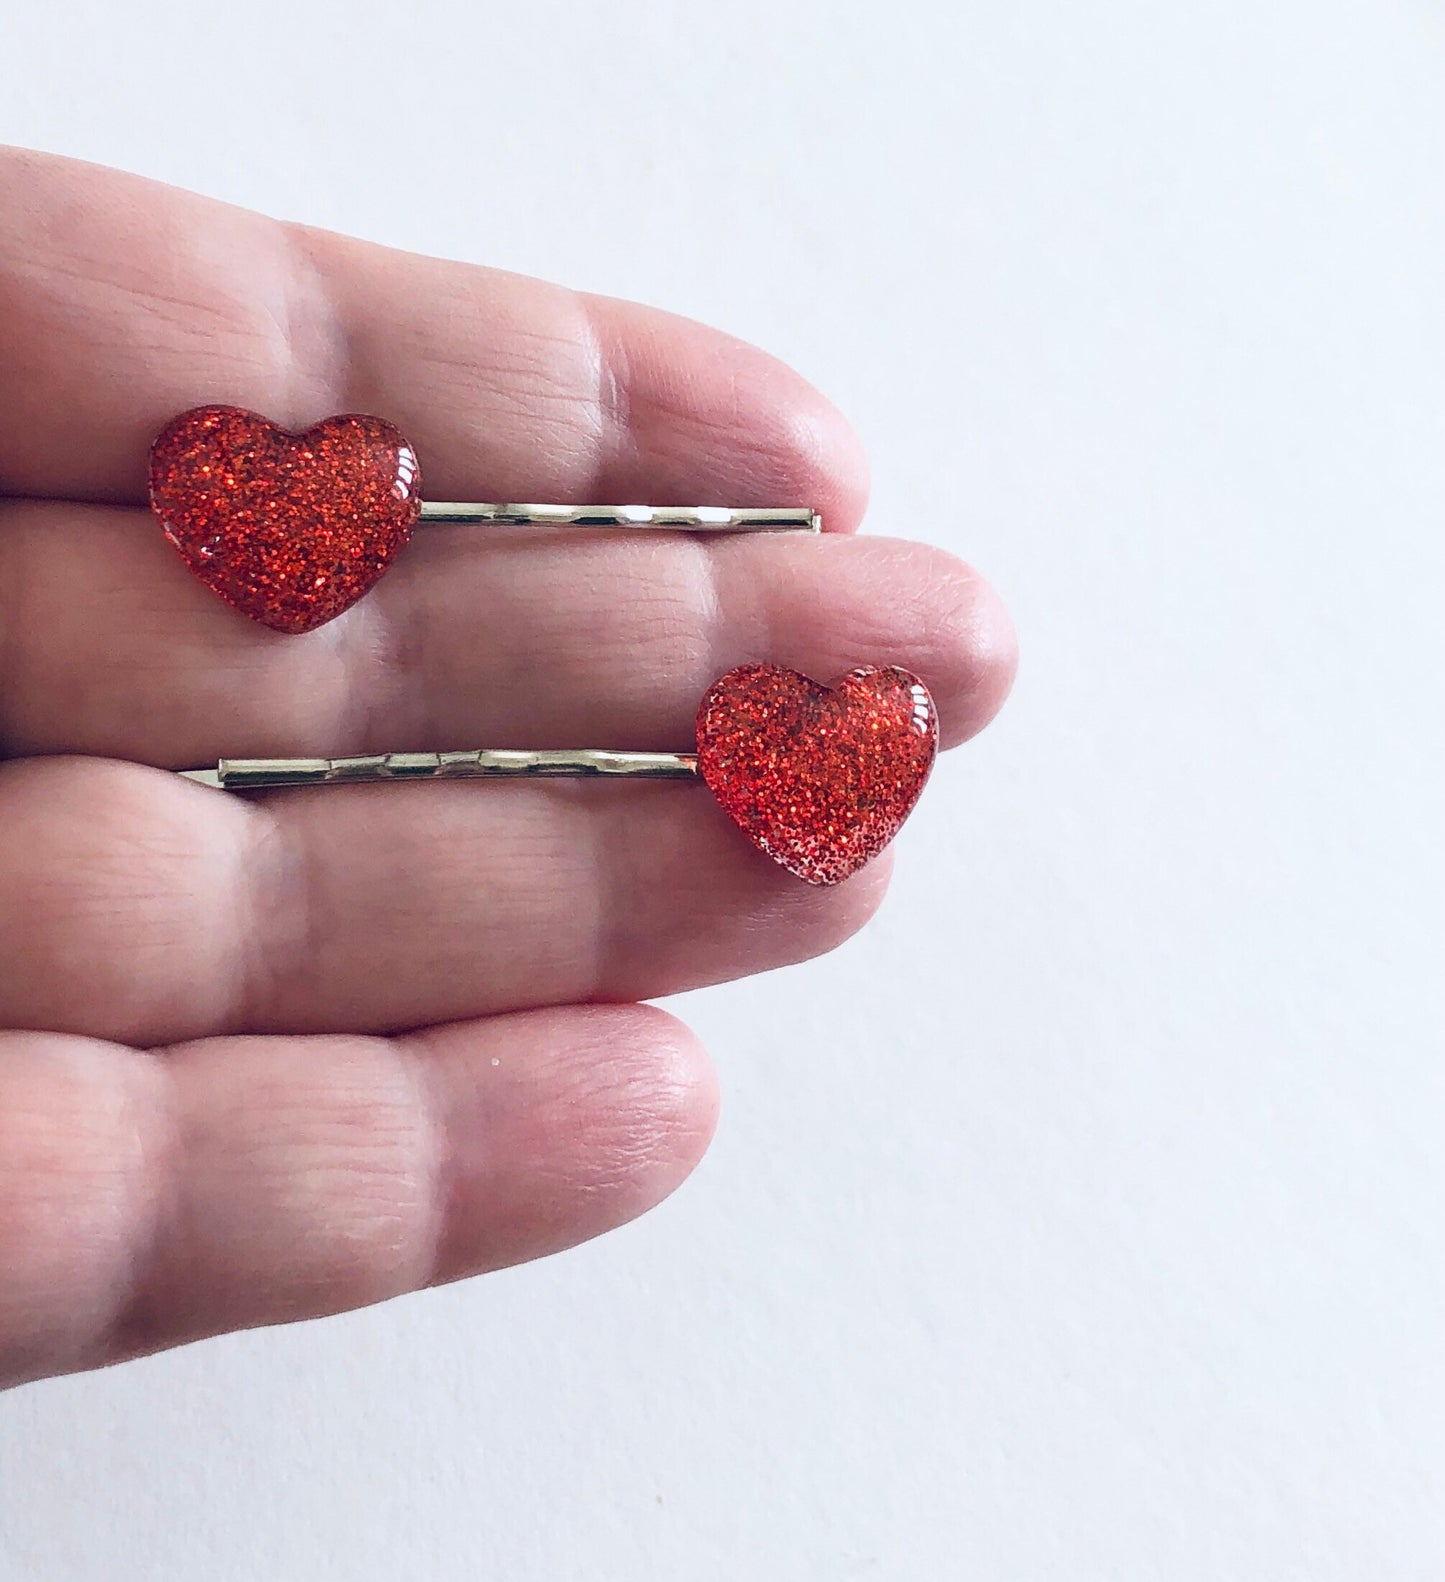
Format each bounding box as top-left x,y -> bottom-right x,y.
695,663 -> 938,885
148,405 -> 423,634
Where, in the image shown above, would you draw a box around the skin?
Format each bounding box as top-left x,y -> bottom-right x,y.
0,147 -> 1016,1390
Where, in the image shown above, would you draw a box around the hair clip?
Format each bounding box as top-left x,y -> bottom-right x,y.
148,405 -> 820,634
179,663 -> 938,885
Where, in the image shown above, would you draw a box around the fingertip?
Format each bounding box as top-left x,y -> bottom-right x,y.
740,536 -> 1017,750
613,1002 -> 722,1193
423,1003 -> 720,1279
886,547 -> 1016,749
774,369 -> 872,534
938,565 -> 1018,747
589,293 -> 870,530
560,1002 -> 721,1203
745,841 -> 897,963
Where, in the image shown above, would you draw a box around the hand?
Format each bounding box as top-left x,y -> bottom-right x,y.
0,148 -> 1015,1389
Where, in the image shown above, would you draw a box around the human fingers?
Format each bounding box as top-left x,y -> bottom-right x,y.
0,505 -> 1014,764
0,147 -> 867,527
0,1005 -> 715,1389
0,755 -> 895,1045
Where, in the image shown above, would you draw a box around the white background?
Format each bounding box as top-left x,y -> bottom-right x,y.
1,2 -> 1440,1576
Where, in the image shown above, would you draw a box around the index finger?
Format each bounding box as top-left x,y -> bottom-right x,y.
0,147 -> 869,524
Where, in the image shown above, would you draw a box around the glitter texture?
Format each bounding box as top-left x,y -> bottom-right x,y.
696,663 -> 938,885
148,405 -> 422,634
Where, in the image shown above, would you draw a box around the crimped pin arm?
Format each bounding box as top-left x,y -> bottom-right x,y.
179,749 -> 701,791
418,503 -> 820,533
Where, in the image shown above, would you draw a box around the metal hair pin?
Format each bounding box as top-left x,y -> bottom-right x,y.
148,405 -> 818,635
181,748 -> 700,790
179,664 -> 939,887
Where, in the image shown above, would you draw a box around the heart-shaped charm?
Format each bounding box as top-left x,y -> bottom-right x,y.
696,663 -> 938,885
148,405 -> 423,634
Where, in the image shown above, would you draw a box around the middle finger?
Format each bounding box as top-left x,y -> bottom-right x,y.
0,753 -> 895,1045
0,500 -> 1013,764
